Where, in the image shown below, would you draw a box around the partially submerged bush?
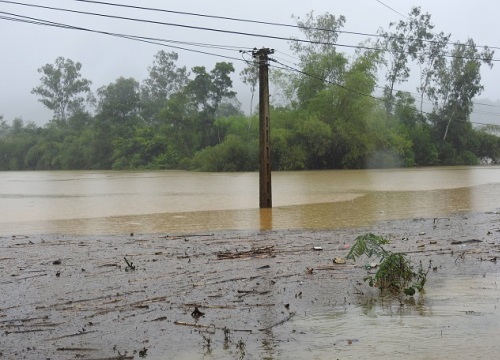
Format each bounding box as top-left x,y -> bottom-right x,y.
346,233 -> 429,296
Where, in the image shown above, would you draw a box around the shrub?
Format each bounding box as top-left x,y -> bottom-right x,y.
347,233 -> 429,296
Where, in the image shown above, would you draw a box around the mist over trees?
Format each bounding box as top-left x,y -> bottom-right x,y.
1,7 -> 500,171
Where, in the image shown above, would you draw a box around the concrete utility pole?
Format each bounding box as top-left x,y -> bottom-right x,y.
253,48 -> 274,208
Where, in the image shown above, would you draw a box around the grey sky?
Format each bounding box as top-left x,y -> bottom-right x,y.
1,0 -> 500,125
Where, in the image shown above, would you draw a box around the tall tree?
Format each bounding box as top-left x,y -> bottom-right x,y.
186,62 -> 236,147
95,77 -> 141,135
428,39 -> 493,150
239,61 -> 259,116
379,7 -> 435,113
31,57 -> 93,123
141,51 -> 189,123
289,11 -> 348,107
417,31 -> 450,113
93,77 -> 141,168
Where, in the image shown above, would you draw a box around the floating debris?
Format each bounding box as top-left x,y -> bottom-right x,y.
191,307 -> 205,318
451,239 -> 482,245
333,257 -> 346,264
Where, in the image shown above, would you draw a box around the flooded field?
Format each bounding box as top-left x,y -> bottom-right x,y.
1,211 -> 500,359
1,168 -> 500,358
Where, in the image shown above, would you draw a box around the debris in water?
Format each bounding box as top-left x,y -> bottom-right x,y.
451,239 -> 482,245
138,347 -> 148,357
191,307 -> 205,318
333,257 -> 346,264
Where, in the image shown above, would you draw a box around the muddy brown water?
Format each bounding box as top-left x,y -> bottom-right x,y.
1,168 -> 500,359
1,166 -> 500,235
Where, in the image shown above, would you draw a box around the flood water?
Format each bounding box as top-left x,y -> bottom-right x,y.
290,274 -> 500,360
2,168 -> 500,360
1,166 -> 500,235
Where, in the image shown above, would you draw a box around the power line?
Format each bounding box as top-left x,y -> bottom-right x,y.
71,0 -> 500,51
0,11 -> 251,62
2,0 -> 500,60
72,0 -> 500,51
375,0 -> 407,19
2,3 -> 499,119
0,0 -> 372,51
275,49 -> 500,112
270,59 -> 500,124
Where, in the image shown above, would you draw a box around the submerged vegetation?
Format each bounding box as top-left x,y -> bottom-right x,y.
1,7 -> 500,171
347,233 -> 430,296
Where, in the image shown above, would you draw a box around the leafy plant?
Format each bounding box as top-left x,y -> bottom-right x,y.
347,233 -> 429,295
347,233 -> 390,260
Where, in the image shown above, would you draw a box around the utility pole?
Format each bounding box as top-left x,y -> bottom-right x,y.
253,48 -> 274,208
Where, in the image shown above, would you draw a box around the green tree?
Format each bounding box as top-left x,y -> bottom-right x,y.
379,7 -> 435,113
417,31 -> 450,113
141,51 -> 189,124
95,77 -> 141,136
288,11 -> 348,107
92,77 -> 142,168
429,39 -> 494,143
186,62 -> 236,148
240,61 -> 259,116
31,57 -> 93,123
0,115 -> 9,137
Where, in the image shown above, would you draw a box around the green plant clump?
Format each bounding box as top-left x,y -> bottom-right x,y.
346,233 -> 429,295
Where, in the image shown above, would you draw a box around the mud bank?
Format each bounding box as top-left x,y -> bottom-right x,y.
1,211 -> 500,359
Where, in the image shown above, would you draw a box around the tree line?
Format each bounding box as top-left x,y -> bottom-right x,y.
1,7 -> 500,171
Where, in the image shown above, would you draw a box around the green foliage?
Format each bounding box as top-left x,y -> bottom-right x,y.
141,50 -> 189,124
379,7 -> 435,113
347,234 -> 429,296
1,10 -> 499,171
31,57 -> 93,123
190,135 -> 258,172
347,233 -> 390,261
363,254 -> 430,295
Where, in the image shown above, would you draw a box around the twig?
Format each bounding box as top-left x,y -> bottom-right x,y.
160,234 -> 214,239
217,246 -> 274,260
74,356 -> 133,360
455,252 -> 466,263
5,329 -> 54,334
259,312 -> 296,331
451,239 -> 482,245
174,321 -> 252,333
174,321 -> 214,329
46,330 -> 98,340
56,347 -> 98,352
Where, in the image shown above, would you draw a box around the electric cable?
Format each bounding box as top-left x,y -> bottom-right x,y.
1,0 -> 499,60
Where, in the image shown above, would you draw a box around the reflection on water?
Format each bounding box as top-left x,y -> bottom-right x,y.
1,166 -> 500,235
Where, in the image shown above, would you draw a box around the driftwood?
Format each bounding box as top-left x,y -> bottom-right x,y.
5,328 -> 54,334
174,321 -> 252,333
217,246 -> 275,260
174,321 -> 214,329
451,239 -> 482,245
160,234 -> 214,239
73,356 -> 133,360
47,329 -> 98,340
56,347 -> 98,352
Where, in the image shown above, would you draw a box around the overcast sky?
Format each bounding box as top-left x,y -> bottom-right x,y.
1,0 -> 500,125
